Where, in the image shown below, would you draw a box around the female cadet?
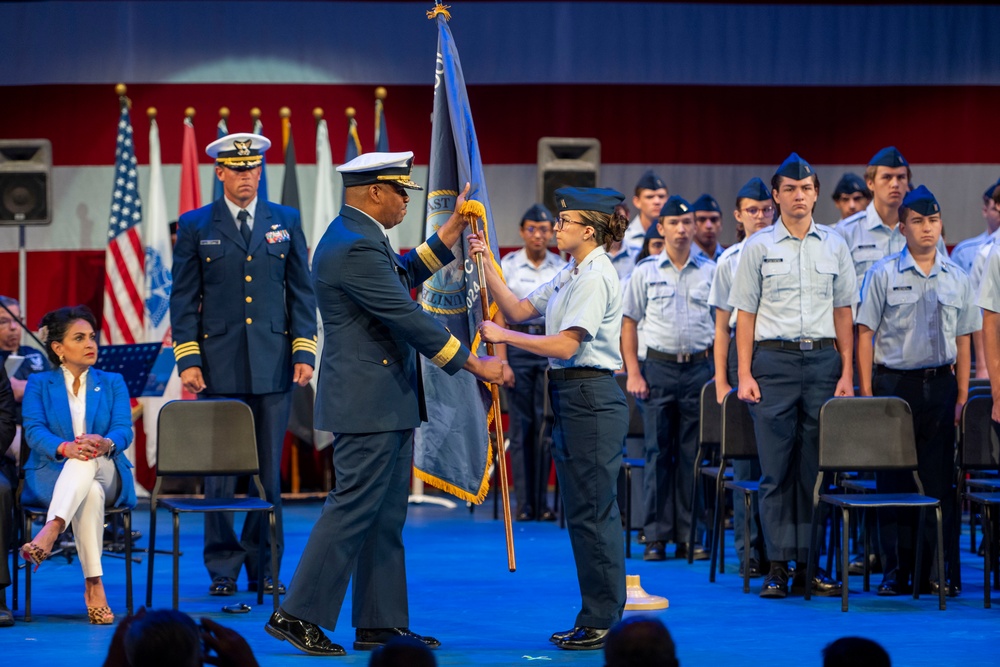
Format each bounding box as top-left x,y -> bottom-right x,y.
472,187 -> 629,651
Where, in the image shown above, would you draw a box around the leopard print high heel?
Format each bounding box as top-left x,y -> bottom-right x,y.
87,605 -> 115,625
19,543 -> 50,573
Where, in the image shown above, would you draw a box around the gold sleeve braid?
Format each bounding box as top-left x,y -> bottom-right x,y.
173,341 -> 200,361
430,335 -> 461,368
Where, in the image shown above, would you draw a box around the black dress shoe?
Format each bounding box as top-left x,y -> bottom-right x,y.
355,627 -> 441,651
265,610 -> 346,656
740,559 -> 763,578
516,507 -> 534,522
929,580 -> 961,597
643,541 -> 666,561
549,627 -> 577,644
676,543 -> 709,561
209,577 -> 237,596
637,530 -> 647,544
555,626 -> 609,651
0,603 -> 13,628
793,568 -> 842,597
877,570 -> 908,596
247,577 -> 286,595
848,553 -> 882,576
760,563 -> 789,598
538,509 -> 557,522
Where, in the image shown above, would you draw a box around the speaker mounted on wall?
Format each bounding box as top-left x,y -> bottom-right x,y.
537,137 -> 601,216
0,139 -> 52,226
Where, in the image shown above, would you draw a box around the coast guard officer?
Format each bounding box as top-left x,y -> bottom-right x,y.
170,132 -> 317,597
708,177 -> 775,577
265,152 -> 502,656
857,186 -> 978,597
729,153 -> 855,599
622,195 -> 716,562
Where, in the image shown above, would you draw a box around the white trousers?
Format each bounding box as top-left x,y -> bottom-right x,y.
46,456 -> 118,578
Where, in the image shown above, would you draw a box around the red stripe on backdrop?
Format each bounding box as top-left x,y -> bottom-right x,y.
3,84 -> 1000,166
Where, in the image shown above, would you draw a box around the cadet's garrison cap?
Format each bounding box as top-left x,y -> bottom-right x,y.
737,177 -> 771,202
691,194 -> 721,213
984,179 -> 1000,201
774,153 -> 814,180
902,185 -> 940,216
554,187 -> 625,215
832,173 -> 870,198
635,169 -> 667,193
337,151 -> 423,190
869,146 -> 909,168
658,195 -> 692,218
521,203 -> 554,225
206,133 -> 270,170
644,221 -> 663,240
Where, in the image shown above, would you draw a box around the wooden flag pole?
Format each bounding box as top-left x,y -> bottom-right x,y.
466,211 -> 516,572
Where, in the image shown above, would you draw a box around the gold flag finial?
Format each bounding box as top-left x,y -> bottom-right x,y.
426,3 -> 451,21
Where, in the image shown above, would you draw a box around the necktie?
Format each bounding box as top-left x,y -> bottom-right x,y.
237,209 -> 251,245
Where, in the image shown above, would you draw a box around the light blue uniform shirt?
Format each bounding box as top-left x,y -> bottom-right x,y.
729,218 -> 857,341
623,215 -> 648,259
969,227 -> 1000,293
950,230 -> 991,274
500,247 -> 564,326
857,248 -> 981,369
692,243 -> 725,262
836,201 -> 947,285
527,246 -> 623,371
624,250 -> 716,354
708,240 -> 744,331
977,244 -> 1000,313
608,244 -> 637,283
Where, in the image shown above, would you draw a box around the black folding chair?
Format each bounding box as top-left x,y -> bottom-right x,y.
806,397 -> 946,612
145,399 -> 278,611
690,380 -> 730,565
616,373 -> 646,557
959,394 -> 1000,558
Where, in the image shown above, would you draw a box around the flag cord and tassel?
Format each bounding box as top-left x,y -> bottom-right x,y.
461,200 -> 516,572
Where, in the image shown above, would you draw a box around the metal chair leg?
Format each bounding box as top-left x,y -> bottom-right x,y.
624,466 -> 632,559
841,508 -> 851,612
146,501 -> 158,607
172,512 -> 180,610
270,511 -> 279,610
934,505 -> 945,611
741,492 -> 752,594
124,510 -> 133,616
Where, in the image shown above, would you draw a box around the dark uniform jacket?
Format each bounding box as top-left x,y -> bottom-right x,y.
311,205 -> 469,434
170,197 -> 317,395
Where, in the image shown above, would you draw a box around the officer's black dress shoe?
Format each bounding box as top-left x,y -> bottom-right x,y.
929,579 -> 961,597
247,577 -> 286,595
877,570 -> 908,596
675,543 -> 709,561
760,563 -> 789,598
538,509 -> 557,522
848,553 -> 882,575
554,626 -> 609,651
209,576 -> 237,596
265,610 -> 346,656
643,541 -> 666,561
354,627 -> 441,651
792,568 -> 841,596
516,506 -> 534,522
549,627 -> 577,644
740,559 -> 764,578
0,601 -> 13,627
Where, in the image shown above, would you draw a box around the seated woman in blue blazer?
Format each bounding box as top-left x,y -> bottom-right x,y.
19,305 -> 135,625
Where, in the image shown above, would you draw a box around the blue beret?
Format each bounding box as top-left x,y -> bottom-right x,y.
901,185 -> 940,216
521,203 -> 554,224
644,221 -> 663,241
554,187 -> 625,215
984,179 -> 1000,201
737,177 -> 771,202
833,173 -> 870,197
774,152 -> 814,180
869,146 -> 908,168
658,195 -> 692,218
691,194 -> 721,213
635,169 -> 667,193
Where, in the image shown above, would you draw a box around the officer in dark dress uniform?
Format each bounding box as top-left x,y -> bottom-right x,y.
265,152 -> 502,656
170,132 -> 317,597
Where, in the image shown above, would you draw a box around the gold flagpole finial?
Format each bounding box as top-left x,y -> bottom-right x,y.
147,107 -> 157,120
313,107 -> 324,121
185,107 -> 196,119
426,3 -> 451,21
375,86 -> 387,101
115,83 -> 127,96
280,107 -> 291,119
219,106 -> 230,120
345,107 -> 356,119
250,107 -> 262,122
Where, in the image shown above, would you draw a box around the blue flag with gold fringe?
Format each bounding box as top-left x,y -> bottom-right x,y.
413,3 -> 502,504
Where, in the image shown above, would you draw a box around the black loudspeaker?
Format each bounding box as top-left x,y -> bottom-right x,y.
537,137 -> 601,215
0,139 -> 52,225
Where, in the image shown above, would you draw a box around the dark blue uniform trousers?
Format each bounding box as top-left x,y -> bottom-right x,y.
638,357 -> 713,544
726,337 -> 765,566
506,346 -> 552,515
281,429 -> 411,631
0,460 -> 13,589
873,370 -> 957,585
203,390 -> 292,583
550,374 -> 628,628
748,346 -> 840,564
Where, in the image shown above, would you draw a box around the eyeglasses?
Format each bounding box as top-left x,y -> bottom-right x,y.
523,225 -> 553,236
554,216 -> 586,231
740,206 -> 775,217
380,183 -> 407,197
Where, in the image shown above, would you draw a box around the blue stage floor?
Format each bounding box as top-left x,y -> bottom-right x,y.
4,499 -> 1000,666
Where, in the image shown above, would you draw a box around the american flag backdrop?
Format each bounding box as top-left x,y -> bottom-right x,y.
102,97 -> 144,346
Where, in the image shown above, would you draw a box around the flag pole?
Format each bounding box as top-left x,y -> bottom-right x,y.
464,206 -> 516,572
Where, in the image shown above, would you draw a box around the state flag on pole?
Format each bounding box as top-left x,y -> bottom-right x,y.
413,4 -> 503,504
141,113 -> 179,470
280,110 -> 300,210
373,89 -> 401,250
309,112 -> 336,450
211,110 -> 228,202
179,114 -> 202,215
253,113 -> 269,200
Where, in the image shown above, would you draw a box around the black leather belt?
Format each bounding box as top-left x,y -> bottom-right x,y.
757,338 -> 836,351
510,323 -> 545,335
549,367 -> 613,381
646,347 -> 712,364
875,364 -> 952,379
